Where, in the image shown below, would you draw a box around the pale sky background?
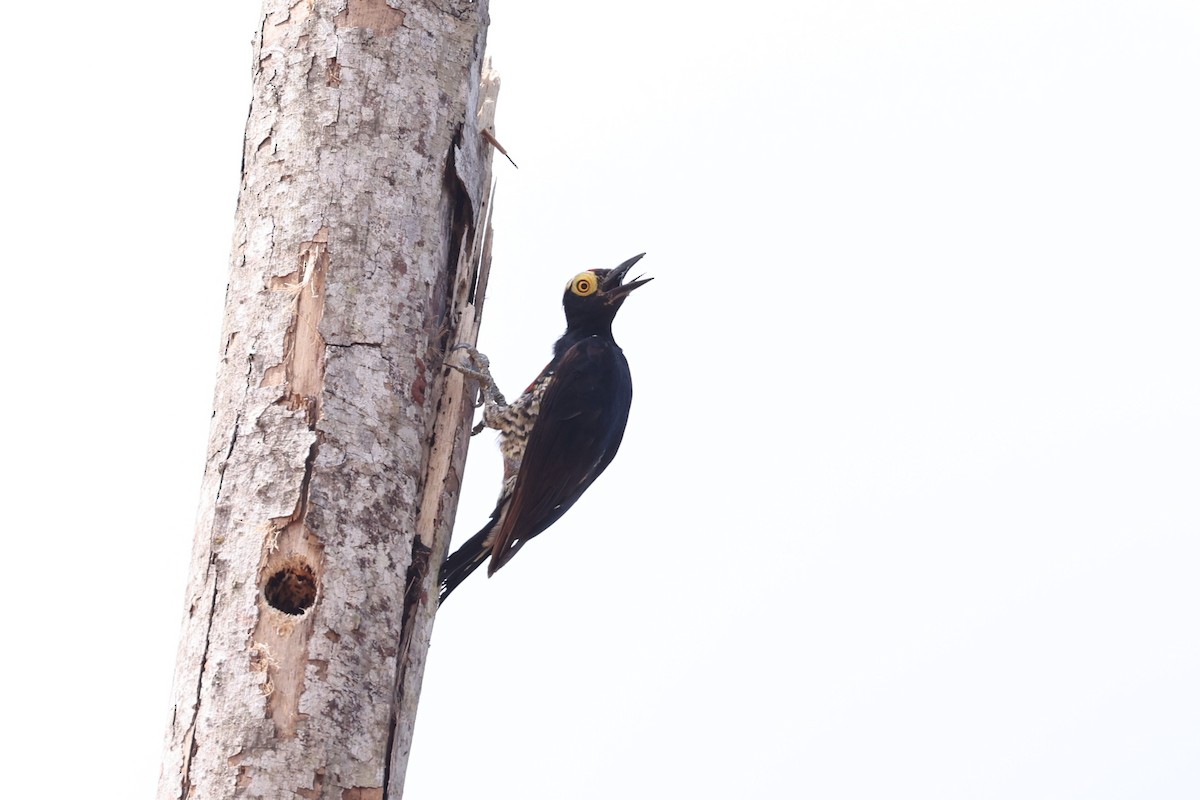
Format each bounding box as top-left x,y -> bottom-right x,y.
3,1 -> 1198,798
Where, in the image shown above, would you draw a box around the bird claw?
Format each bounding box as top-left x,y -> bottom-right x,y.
450,343 -> 490,371
448,343 -> 507,409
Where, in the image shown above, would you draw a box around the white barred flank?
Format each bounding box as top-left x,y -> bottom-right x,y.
482,371 -> 553,474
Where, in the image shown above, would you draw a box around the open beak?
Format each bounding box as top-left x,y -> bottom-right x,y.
602,253 -> 653,303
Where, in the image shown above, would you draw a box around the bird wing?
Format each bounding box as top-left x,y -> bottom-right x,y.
488,335 -> 633,573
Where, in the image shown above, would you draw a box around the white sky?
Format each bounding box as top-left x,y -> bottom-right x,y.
4,1 -> 1198,798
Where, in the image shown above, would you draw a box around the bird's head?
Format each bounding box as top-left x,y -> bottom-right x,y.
561,253 -> 652,332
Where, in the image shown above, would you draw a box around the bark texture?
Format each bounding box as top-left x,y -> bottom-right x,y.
159,1 -> 495,797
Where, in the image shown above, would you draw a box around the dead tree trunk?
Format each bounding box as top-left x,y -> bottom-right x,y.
159,2 -> 495,797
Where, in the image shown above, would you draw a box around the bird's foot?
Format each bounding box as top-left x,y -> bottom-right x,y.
449,343 -> 489,372
448,344 -> 508,416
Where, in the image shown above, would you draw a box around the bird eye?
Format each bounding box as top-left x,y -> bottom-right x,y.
570,272 -> 598,297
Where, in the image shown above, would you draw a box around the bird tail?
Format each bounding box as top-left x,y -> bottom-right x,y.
438,497 -> 507,603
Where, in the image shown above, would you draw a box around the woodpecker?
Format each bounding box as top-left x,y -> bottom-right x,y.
439,253 -> 651,601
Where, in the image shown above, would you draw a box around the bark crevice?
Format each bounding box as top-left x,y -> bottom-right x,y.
179,575 -> 220,800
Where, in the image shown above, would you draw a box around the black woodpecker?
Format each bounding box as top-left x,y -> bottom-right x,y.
439,253 -> 651,601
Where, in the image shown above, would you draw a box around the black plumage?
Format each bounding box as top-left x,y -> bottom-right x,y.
439,254 -> 651,601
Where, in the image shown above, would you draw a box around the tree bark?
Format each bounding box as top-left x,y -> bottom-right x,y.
159,2 -> 495,797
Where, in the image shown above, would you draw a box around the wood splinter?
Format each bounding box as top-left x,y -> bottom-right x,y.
481,128 -> 518,168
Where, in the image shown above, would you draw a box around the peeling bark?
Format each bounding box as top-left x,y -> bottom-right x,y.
159,2 -> 496,798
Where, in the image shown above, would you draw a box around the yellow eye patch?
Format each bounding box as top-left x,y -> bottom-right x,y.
569,272 -> 599,297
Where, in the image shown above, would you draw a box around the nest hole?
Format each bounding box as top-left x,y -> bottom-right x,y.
264,561 -> 317,615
